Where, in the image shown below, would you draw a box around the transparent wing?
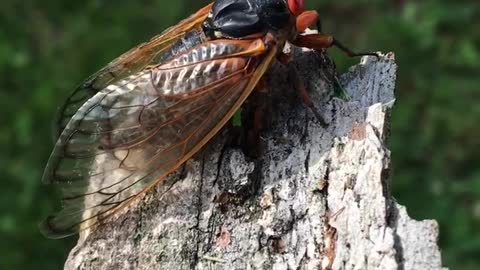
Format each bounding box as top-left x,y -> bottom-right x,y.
54,4 -> 213,139
41,37 -> 276,238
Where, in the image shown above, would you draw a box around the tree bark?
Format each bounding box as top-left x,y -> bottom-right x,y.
64,50 -> 445,270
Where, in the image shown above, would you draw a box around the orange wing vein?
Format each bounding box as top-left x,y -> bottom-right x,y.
41,35 -> 277,238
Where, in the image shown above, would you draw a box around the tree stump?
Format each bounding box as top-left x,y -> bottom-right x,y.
64,50 -> 445,270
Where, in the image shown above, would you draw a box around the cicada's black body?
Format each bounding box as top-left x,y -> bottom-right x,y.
203,0 -> 294,38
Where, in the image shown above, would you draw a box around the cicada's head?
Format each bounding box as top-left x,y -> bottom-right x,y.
204,0 -> 304,40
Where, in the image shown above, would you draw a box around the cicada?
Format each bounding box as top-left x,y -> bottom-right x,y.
41,0 -> 376,238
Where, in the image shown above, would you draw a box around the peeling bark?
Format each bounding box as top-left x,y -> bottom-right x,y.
64,50 -> 445,270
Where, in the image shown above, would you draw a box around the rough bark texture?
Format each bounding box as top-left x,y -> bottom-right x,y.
64,50 -> 444,270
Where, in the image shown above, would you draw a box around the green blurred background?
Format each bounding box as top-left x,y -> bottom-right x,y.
0,0 -> 478,269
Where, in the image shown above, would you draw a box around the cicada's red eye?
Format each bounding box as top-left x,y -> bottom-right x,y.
288,0 -> 305,16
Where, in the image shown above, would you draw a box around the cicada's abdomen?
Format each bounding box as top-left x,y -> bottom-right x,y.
156,30 -> 206,63
152,41 -> 249,96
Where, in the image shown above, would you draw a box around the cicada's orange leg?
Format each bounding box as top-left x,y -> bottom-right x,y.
294,34 -> 378,58
288,65 -> 327,127
275,42 -> 327,126
296,10 -> 320,33
295,10 -> 378,58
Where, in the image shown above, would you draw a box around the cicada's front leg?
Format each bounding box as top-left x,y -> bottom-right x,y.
287,65 -> 327,127
296,10 -> 321,33
275,45 -> 328,126
294,10 -> 379,58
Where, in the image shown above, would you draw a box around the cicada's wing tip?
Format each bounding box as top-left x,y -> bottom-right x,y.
39,216 -> 76,239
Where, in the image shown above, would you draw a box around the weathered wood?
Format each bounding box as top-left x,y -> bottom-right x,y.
64,50 -> 444,270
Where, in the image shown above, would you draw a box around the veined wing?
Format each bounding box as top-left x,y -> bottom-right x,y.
55,3 -> 213,139
41,37 -> 277,238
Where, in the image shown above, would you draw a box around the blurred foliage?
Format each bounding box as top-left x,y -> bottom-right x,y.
0,0 -> 478,269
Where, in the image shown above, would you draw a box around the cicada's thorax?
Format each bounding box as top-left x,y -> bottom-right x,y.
202,0 -> 297,44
